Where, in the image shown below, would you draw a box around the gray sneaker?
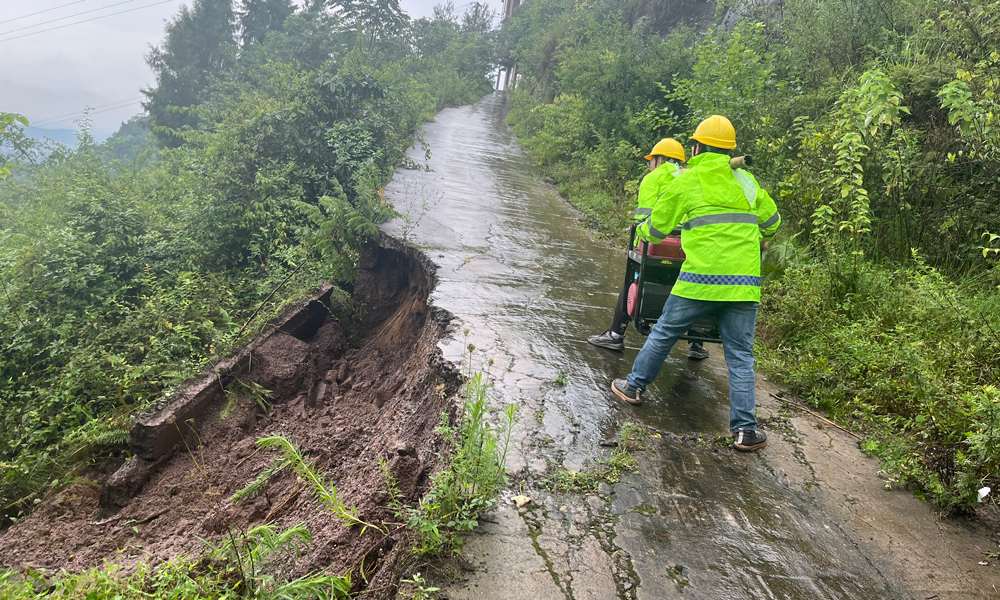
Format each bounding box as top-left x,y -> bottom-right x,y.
589,330 -> 625,351
611,378 -> 642,405
688,342 -> 709,360
733,428 -> 767,452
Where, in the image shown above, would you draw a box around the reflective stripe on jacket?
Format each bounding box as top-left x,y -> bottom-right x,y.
633,162 -> 682,237
639,152 -> 781,302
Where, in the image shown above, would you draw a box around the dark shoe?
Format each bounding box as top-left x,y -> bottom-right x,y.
611,378 -> 642,406
733,428 -> 767,452
688,342 -> 709,360
589,330 -> 625,351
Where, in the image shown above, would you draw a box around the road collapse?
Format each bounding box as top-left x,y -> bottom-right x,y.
0,233 -> 459,599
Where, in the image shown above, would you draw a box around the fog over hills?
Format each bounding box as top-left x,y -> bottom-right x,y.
3,1 -> 470,136
24,126 -> 87,146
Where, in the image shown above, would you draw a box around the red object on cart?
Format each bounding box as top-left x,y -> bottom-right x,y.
635,237 -> 685,260
626,283 -> 639,317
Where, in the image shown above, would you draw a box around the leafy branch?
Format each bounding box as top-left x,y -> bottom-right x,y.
256,435 -> 388,536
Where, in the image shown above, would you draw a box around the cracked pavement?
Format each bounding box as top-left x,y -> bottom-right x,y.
383,94 -> 1000,599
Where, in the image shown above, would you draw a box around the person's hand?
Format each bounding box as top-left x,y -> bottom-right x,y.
760,240 -> 771,251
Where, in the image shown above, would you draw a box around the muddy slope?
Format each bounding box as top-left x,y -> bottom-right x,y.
0,233 -> 458,597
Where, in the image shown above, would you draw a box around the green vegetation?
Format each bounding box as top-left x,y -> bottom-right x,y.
503,1 -> 698,245
0,524 -> 353,599
399,573 -> 440,600
199,523 -> 353,598
503,0 -> 1000,511
0,113 -> 31,181
255,435 -> 387,535
0,1 -> 496,528
382,370 -> 516,556
547,422 -> 646,493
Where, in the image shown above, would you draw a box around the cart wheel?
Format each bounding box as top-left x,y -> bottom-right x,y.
636,318 -> 650,336
626,283 -> 639,317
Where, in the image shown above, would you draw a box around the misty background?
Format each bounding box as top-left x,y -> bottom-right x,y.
1,0 -> 493,141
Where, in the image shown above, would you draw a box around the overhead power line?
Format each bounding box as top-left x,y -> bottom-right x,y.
0,0 -> 144,37
0,1 -> 91,26
0,0 -> 177,44
36,101 -> 144,128
32,97 -> 143,128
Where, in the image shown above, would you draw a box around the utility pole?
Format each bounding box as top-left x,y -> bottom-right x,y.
496,0 -> 521,91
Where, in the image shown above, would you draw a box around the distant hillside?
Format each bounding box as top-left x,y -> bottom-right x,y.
24,126 -> 80,146
24,126 -> 114,146
102,116 -> 155,162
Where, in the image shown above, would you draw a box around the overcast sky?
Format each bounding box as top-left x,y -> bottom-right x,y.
0,0 -> 498,136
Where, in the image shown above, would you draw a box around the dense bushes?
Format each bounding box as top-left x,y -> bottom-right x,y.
503,8 -> 697,243
503,0 -> 1000,511
0,2 -> 496,525
758,260 -> 1000,511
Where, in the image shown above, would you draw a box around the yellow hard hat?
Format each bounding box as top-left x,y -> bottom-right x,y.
692,115 -> 737,149
644,138 -> 686,162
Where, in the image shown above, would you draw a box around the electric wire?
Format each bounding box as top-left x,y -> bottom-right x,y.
32,98 -> 143,128
38,101 -> 143,128
0,0 -> 144,37
35,100 -> 144,128
32,97 -> 142,125
0,0 -> 177,44
0,1 -> 91,26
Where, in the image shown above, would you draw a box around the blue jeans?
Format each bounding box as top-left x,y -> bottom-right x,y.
627,295 -> 759,432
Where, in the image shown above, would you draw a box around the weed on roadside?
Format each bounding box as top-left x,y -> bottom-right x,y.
546,423 -> 645,493
618,422 -> 649,450
634,503 -> 657,516
399,179 -> 442,242
200,523 -> 352,597
705,435 -> 733,448
383,369 -> 515,556
548,450 -> 637,493
553,371 -> 569,387
399,572 -> 440,600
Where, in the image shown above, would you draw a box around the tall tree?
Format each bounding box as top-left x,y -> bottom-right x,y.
460,2 -> 494,36
238,0 -> 296,46
321,0 -> 406,53
142,0 -> 236,147
357,0 -> 407,52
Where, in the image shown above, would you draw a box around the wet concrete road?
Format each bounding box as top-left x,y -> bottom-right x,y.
383,94 -> 999,599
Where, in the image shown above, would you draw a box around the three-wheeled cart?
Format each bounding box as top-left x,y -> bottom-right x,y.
624,223 -> 722,344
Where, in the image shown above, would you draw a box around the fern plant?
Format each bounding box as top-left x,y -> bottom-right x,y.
232,456 -> 293,503
256,435 -> 387,535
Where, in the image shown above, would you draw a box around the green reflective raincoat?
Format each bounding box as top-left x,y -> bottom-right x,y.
633,161 -> 682,234
637,152 -> 780,302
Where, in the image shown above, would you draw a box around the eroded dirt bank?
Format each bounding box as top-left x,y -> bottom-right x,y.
0,233 -> 457,598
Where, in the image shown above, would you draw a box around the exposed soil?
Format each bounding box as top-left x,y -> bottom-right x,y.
0,233 -> 458,598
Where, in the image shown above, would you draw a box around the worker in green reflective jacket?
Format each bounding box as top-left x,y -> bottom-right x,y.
588,139 -> 708,359
611,115 -> 781,453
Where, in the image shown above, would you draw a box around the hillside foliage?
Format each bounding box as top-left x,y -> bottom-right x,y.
0,0 -> 497,527
504,0 -> 1000,511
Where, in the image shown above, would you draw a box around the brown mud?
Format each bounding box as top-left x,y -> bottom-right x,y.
0,234 -> 456,598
